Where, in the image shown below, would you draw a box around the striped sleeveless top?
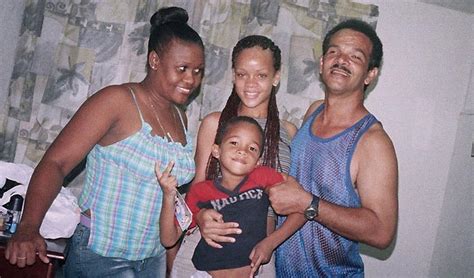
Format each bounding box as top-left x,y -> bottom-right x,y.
79,88 -> 195,260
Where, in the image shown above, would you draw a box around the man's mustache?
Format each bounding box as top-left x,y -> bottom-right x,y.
330,63 -> 351,75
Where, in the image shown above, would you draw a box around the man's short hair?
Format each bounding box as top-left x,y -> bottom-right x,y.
322,19 -> 383,70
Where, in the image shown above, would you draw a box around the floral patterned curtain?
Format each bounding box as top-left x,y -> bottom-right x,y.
0,0 -> 378,165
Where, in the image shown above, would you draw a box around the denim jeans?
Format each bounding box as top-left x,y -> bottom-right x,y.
64,223 -> 166,278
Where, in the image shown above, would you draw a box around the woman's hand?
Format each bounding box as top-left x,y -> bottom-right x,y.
5,223 -> 49,267
155,161 -> 177,198
196,208 -> 242,248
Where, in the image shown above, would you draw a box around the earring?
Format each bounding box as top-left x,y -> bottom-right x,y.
150,57 -> 158,70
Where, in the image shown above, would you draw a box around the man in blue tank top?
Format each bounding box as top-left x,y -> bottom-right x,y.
268,19 -> 399,277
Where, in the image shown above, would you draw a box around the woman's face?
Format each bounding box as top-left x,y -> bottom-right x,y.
233,47 -> 280,114
150,39 -> 205,105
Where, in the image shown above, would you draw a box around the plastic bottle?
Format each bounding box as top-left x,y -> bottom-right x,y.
6,195 -> 24,234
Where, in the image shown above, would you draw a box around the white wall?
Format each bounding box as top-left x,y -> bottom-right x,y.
429,70 -> 473,277
359,1 -> 473,277
1,1 -> 472,277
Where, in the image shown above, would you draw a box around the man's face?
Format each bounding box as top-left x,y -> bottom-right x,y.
320,29 -> 378,96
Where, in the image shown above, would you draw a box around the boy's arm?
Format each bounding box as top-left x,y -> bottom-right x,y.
263,213 -> 306,248
156,162 -> 183,248
249,213 -> 306,277
266,215 -> 276,235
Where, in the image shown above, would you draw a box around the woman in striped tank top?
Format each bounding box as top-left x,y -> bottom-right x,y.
5,7 -> 204,277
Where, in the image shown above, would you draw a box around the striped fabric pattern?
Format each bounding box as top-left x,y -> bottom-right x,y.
79,91 -> 195,260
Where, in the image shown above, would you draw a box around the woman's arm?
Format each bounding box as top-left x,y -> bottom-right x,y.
281,120 -> 298,139
156,162 -> 183,248
5,85 -> 134,266
193,112 -> 220,183
195,208 -> 242,248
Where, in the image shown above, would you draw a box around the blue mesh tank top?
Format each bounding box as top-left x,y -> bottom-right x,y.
276,104 -> 378,277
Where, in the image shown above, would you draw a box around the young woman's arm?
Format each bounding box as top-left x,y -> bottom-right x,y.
193,112 -> 221,183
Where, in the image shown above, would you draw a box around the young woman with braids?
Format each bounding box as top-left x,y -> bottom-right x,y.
170,35 -> 297,277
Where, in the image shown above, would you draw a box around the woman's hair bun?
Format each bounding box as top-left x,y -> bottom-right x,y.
150,7 -> 189,29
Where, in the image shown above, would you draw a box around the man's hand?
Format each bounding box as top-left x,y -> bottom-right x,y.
5,224 -> 49,267
267,176 -> 312,215
196,209 -> 241,248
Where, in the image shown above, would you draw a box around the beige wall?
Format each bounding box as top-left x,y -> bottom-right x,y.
359,1 -> 473,277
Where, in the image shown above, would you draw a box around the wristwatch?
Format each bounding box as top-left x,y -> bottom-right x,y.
304,194 -> 320,220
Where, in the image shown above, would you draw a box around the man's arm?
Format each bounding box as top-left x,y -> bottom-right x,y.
268,125 -> 398,249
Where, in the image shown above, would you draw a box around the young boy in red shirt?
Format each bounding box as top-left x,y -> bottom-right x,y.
157,116 -> 304,277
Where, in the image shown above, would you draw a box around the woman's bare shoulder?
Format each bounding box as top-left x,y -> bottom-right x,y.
202,111 -> 221,122
199,111 -> 221,131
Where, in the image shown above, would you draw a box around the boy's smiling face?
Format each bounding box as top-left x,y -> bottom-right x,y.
212,121 -> 263,180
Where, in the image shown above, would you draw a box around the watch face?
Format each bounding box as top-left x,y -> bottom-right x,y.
305,208 -> 317,220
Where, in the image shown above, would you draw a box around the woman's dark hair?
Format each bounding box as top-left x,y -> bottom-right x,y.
214,116 -> 265,155
322,19 -> 383,70
147,7 -> 204,69
206,35 -> 282,180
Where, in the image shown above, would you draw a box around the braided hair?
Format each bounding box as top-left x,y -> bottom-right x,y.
206,35 -> 282,180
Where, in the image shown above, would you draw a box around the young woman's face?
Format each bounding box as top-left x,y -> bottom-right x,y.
233,47 -> 280,114
151,39 -> 205,105
212,121 -> 263,178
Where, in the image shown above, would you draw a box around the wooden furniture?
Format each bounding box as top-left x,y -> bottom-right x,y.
0,234 -> 66,278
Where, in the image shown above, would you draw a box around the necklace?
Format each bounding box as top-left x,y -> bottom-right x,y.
147,94 -> 176,142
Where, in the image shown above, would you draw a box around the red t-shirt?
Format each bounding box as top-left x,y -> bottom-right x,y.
185,166 -> 283,271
